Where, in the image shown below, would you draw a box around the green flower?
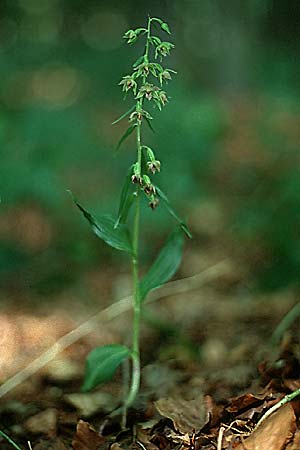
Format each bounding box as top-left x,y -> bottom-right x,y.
147,160 -> 161,174
129,109 -> 153,123
119,76 -> 137,94
152,89 -> 168,110
155,42 -> 175,60
123,29 -> 138,44
158,69 -> 176,85
136,83 -> 159,101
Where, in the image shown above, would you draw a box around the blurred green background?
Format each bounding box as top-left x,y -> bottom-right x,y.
1,0 -> 300,301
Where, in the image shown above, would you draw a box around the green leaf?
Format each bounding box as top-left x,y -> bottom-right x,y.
153,63 -> 164,73
115,166 -> 136,227
70,193 -> 133,253
133,55 -> 145,68
115,193 -> 135,228
145,117 -> 155,133
161,22 -> 171,34
112,105 -> 135,125
140,228 -> 184,302
116,124 -> 137,151
82,344 -> 131,391
155,186 -> 192,238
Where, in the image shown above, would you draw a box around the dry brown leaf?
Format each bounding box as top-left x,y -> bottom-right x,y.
226,393 -> 268,413
226,392 -> 281,421
72,419 -> 105,450
154,396 -> 207,434
235,403 -> 296,450
136,427 -> 162,450
284,379 -> 300,392
286,429 -> 300,450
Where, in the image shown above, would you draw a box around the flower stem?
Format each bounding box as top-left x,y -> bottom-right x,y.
144,17 -> 152,63
123,121 -> 142,421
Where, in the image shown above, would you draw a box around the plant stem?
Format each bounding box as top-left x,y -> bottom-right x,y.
144,17 -> 152,63
253,387 -> 300,431
122,18 -> 154,424
0,431 -> 22,450
123,121 -> 142,418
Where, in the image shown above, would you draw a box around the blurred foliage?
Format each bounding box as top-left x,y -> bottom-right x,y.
1,0 -> 300,295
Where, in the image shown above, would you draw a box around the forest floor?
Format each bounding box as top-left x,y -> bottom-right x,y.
1,264 -> 300,449
1,200 -> 300,450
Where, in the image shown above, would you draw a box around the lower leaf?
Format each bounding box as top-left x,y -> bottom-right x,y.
140,228 -> 184,302
82,344 -> 131,392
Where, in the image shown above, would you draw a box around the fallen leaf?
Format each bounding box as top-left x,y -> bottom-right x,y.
235,403 -> 296,450
284,379 -> 300,392
286,429 -> 300,450
72,420 -> 105,450
226,392 -> 280,421
226,393 -> 267,413
154,396 -> 207,434
136,427 -> 160,450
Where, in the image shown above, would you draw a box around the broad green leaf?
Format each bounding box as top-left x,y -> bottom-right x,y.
115,166 -> 136,227
155,186 -> 192,238
112,105 -> 135,125
70,193 -> 132,253
140,228 -> 184,302
115,193 -> 135,228
161,22 -> 171,34
82,344 -> 131,391
133,55 -> 145,68
116,124 -> 137,151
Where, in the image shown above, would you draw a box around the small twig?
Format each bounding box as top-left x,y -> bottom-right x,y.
136,441 -> 147,450
0,259 -> 230,399
254,388 -> 300,431
217,426 -> 225,450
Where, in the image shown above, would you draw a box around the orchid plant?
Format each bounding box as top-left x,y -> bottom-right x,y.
71,16 -> 191,423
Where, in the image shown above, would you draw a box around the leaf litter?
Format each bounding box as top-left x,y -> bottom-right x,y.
1,238 -> 300,448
